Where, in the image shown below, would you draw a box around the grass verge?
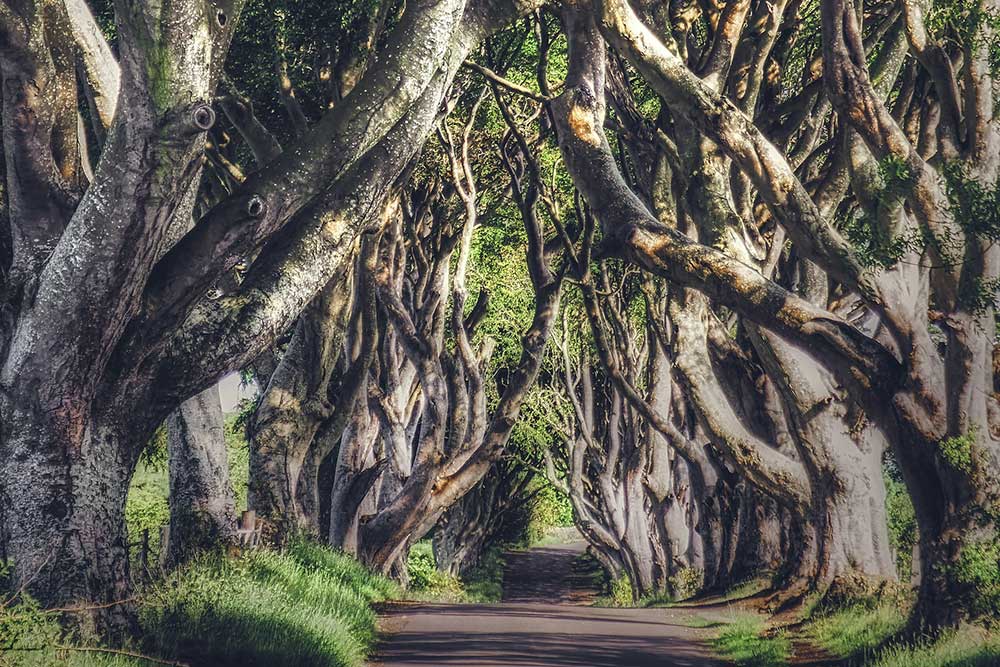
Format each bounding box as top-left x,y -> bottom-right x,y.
805,600 -> 1000,667
1,540 -> 398,667
712,614 -> 791,667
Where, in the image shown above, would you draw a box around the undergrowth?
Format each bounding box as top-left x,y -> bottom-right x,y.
1,540 -> 398,667
405,541 -> 505,603
805,600 -> 1000,667
704,595 -> 1000,667
712,614 -> 791,667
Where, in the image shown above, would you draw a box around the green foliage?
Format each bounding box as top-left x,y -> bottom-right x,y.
404,541 -> 504,603
713,615 -> 791,667
519,482 -> 574,546
0,601 -> 152,665
225,414 -> 251,512
927,1 -> 1000,72
943,163 -> 1000,245
841,157 -> 924,270
124,459 -> 171,562
807,602 -> 907,660
805,599 -> 1000,667
885,476 -> 917,579
869,627 -> 1000,667
141,541 -> 398,666
0,541 -> 392,666
939,163 -> 1000,314
939,430 -> 977,474
138,426 -> 168,470
954,538 -> 1000,621
606,575 -> 635,607
669,567 -> 703,601
461,547 -> 506,603
405,541 -> 465,600
125,413 -> 251,567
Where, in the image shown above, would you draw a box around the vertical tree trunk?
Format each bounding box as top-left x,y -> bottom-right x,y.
0,408 -> 138,635
163,385 -> 237,569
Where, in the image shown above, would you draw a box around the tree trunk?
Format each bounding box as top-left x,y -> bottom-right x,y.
163,386 -> 237,569
248,270 -> 353,536
0,408 -> 138,635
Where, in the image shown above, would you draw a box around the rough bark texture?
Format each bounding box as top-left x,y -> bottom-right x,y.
164,386 -> 238,569
0,0 -> 541,627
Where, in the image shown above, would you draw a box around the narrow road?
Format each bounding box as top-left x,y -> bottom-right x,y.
369,541 -> 725,667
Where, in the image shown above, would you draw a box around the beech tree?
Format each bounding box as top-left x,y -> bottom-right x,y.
0,0 -> 541,628
4,0 -> 999,642
548,0 -> 1000,630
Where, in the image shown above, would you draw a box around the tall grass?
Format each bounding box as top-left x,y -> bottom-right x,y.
870,627 -> 1000,667
712,614 -> 791,667
142,541 -> 398,666
1,540 -> 399,667
807,602 -> 907,659
806,600 -> 1000,667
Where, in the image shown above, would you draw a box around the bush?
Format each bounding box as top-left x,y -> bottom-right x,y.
669,567 -> 703,601
603,574 -> 634,607
405,542 -> 465,600
954,538 -> 1000,622
404,541 -> 503,602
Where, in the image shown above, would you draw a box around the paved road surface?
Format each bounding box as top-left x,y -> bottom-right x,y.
369,541 -> 725,667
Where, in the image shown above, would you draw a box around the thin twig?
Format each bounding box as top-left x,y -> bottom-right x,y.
462,61 -> 551,102
45,596 -> 139,614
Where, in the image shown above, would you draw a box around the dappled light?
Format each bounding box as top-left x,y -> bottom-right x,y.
1,0 -> 999,665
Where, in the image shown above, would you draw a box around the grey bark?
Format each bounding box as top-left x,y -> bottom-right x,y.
164,385 -> 238,569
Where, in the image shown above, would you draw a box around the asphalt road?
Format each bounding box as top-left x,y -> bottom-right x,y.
369,541 -> 726,667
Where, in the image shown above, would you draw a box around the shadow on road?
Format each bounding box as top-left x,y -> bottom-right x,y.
369,541 -> 725,667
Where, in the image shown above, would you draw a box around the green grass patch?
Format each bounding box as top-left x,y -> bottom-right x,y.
713,614 -> 791,667
141,541 -> 398,666
683,615 -> 725,629
868,626 -> 1000,667
804,600 -> 1000,667
1,540 -> 398,667
807,601 -> 906,660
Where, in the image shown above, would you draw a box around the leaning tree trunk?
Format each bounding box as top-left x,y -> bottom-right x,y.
248,269 -> 353,537
163,385 -> 238,569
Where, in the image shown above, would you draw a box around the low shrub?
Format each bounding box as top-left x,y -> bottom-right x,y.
405,541 -> 503,603
669,567 -> 703,601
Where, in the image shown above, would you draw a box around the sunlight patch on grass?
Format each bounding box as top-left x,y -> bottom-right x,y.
807,602 -> 906,659
713,614 -> 791,667
2,540 -> 396,667
870,626 -> 1000,667
141,540 -> 399,667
